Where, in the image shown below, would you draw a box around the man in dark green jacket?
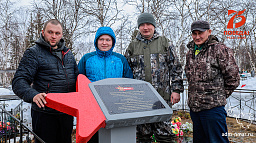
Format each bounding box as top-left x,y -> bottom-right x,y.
125,13 -> 184,139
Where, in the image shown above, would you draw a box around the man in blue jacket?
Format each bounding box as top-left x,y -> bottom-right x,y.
78,26 -> 133,142
12,19 -> 78,143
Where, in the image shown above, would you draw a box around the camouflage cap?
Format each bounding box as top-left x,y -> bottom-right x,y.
191,20 -> 210,32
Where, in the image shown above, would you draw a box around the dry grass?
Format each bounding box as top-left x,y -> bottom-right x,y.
227,117 -> 256,143
172,110 -> 256,143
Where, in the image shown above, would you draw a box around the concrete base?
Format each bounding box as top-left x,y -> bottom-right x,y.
99,126 -> 136,143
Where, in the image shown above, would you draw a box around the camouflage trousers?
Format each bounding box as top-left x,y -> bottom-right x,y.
136,101 -> 175,142
136,120 -> 175,142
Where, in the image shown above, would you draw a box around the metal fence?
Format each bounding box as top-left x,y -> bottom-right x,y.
226,88 -> 256,124
172,83 -> 256,123
0,96 -> 45,143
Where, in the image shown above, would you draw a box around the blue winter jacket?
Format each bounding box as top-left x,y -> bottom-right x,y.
78,27 -> 133,82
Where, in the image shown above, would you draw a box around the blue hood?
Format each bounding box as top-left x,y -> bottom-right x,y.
94,27 -> 116,57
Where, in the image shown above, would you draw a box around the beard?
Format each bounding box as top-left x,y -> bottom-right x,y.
47,41 -> 59,49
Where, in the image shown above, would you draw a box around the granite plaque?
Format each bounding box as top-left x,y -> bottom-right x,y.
89,78 -> 173,129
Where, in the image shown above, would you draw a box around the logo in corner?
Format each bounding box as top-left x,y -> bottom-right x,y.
227,9 -> 246,29
224,9 -> 249,39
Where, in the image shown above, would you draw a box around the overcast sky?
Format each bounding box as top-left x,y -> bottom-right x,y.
12,0 -> 33,6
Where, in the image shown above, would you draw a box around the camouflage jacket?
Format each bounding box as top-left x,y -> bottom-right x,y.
185,35 -> 240,112
125,32 -> 184,101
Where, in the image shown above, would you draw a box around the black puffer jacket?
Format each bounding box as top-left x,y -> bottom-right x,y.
12,34 -> 78,113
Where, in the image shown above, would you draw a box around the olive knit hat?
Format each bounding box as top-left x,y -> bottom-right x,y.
137,13 -> 156,28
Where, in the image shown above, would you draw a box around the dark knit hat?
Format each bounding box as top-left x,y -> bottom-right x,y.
191,20 -> 210,32
137,13 -> 156,28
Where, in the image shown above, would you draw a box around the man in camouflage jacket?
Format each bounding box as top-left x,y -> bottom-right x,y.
125,13 -> 184,105
185,20 -> 240,143
125,13 -> 184,139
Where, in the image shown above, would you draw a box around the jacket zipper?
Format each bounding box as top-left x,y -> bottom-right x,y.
62,50 -> 70,91
49,47 -> 70,92
43,83 -> 50,110
104,53 -> 106,79
46,83 -> 50,93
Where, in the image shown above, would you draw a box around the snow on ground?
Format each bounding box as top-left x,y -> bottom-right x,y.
0,87 -> 14,95
226,76 -> 256,125
236,75 -> 256,90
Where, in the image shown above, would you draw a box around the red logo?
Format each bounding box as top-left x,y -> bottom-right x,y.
227,9 -> 246,29
115,86 -> 134,91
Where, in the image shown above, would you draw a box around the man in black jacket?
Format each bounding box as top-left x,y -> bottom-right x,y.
12,19 -> 78,143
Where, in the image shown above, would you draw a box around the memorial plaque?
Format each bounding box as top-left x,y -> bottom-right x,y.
94,83 -> 165,115
89,78 -> 173,129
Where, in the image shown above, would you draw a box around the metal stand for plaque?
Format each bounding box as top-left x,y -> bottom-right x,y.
99,126 -> 136,143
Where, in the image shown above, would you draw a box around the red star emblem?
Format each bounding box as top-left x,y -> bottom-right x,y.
45,74 -> 106,142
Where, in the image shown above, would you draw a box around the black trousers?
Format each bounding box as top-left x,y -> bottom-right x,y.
31,109 -> 73,143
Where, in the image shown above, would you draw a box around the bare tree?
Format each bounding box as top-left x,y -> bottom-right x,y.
0,0 -> 16,70
81,0 -> 121,27
114,15 -> 135,54
34,0 -> 88,53
0,0 -> 31,86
